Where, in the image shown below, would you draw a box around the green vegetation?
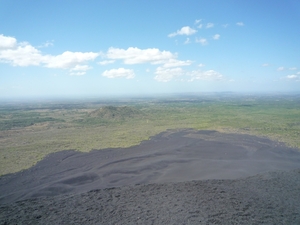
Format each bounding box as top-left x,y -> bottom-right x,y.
0,116 -> 63,130
0,94 -> 300,175
88,106 -> 144,119
76,106 -> 146,126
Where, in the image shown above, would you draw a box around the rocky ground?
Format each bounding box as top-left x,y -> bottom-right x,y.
1,129 -> 300,224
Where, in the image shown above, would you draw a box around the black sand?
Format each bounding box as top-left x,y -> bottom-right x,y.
1,129 -> 300,224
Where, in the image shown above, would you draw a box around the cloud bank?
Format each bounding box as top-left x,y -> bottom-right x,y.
1,34 -> 227,83
0,34 -> 99,75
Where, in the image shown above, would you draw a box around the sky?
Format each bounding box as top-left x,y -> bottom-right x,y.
1,0 -> 300,99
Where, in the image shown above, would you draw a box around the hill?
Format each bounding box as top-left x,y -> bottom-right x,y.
88,106 -> 144,120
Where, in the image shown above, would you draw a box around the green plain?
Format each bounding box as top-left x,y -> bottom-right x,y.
0,94 -> 299,175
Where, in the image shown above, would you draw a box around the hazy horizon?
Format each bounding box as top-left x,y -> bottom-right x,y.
1,91 -> 300,104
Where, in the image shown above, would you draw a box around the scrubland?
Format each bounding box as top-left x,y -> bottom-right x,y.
0,94 -> 299,175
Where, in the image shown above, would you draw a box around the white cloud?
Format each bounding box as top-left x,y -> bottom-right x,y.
196,38 -> 208,45
189,70 -> 223,81
277,66 -> 284,71
106,47 -> 176,64
286,75 -> 298,79
297,71 -> 300,75
289,67 -> 297,70
168,26 -> 197,37
69,65 -> 91,75
262,63 -> 269,67
154,67 -> 223,83
0,34 -> 99,71
0,43 -> 44,66
0,34 -> 17,49
184,38 -> 191,44
162,59 -> 193,68
213,34 -> 220,40
198,63 -> 205,67
102,68 -> 135,79
38,40 -> 54,48
45,51 -> 99,69
154,67 -> 184,82
70,65 -> 91,71
236,22 -> 244,26
195,20 -> 203,28
206,23 -> 214,28
98,60 -> 115,65
69,71 -> 86,76
105,47 -> 193,70
285,74 -> 300,81
195,19 -> 202,24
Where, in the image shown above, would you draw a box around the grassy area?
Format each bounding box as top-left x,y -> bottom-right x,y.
0,94 -> 300,175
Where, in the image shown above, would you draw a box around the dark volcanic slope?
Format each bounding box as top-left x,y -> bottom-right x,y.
1,129 -> 300,205
1,169 -> 300,224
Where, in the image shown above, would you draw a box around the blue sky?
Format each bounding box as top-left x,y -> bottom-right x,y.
1,0 -> 300,99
